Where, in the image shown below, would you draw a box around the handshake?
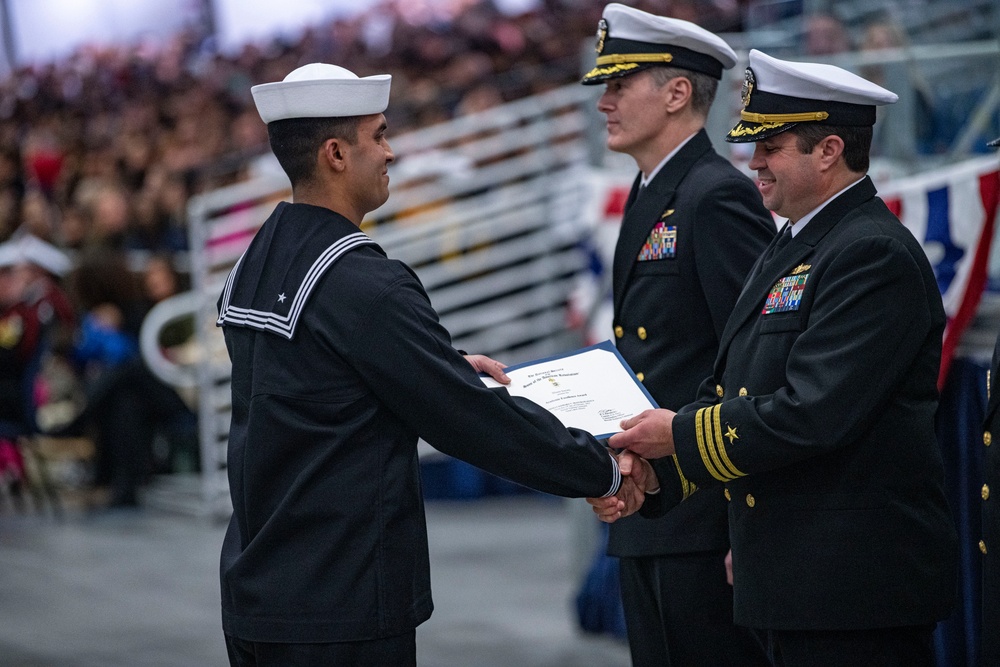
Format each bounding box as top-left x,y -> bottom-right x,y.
586,408 -> 678,522
464,353 -> 679,521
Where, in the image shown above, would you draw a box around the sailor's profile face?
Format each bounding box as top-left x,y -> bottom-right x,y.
347,113 -> 394,212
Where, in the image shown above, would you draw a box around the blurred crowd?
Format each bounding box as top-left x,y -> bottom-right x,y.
0,0 -> 748,508
0,0 -> 980,509
0,0 -> 750,249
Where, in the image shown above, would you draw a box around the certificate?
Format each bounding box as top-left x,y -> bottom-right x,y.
481,340 -> 658,439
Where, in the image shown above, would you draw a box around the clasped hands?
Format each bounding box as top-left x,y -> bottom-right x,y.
587,408 -> 677,523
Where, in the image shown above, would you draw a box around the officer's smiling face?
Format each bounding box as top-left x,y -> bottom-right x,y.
597,71 -> 668,160
748,131 -> 820,223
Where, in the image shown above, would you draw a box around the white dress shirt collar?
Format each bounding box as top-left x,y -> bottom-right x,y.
789,176 -> 865,237
640,131 -> 698,188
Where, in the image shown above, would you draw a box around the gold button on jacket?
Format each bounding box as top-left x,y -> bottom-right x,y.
983,484 -> 991,501
986,431 -> 993,446
746,494 -> 755,508
739,387 -> 748,397
716,384 -> 724,398
614,325 -> 623,339
981,540 -> 988,555
637,326 -> 647,340
636,372 -> 644,382
724,488 -> 731,501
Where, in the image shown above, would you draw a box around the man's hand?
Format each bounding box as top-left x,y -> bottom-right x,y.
464,354 -> 510,384
607,409 -> 677,459
587,451 -> 658,523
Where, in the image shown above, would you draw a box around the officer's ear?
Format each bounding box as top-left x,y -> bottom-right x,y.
662,76 -> 692,114
320,137 -> 348,173
814,134 -> 845,171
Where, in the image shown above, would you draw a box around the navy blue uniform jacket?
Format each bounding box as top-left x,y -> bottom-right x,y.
608,129 -> 773,557
217,202 -> 621,643
647,177 -> 958,630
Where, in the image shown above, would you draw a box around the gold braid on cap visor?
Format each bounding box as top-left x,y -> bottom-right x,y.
740,110 -> 830,123
584,63 -> 640,79
728,121 -> 787,137
596,52 -> 674,65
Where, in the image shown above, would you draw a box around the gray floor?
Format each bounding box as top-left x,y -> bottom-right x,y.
0,495 -> 630,667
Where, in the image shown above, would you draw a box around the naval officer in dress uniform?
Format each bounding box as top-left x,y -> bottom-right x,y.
580,5 -> 773,665
216,63 -> 635,667
591,50 -> 958,666
981,132 -> 1000,667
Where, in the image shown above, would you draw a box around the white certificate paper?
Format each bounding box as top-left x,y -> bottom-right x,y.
481,340 -> 658,439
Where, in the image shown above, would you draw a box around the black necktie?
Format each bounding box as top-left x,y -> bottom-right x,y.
626,184 -> 646,215
764,225 -> 792,263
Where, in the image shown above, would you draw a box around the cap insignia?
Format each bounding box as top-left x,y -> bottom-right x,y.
595,19 -> 608,54
741,68 -> 755,109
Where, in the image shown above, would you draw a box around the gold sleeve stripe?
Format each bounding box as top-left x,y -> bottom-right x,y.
695,406 -> 735,482
694,407 -> 713,479
671,455 -> 697,500
705,406 -> 739,481
711,404 -> 745,479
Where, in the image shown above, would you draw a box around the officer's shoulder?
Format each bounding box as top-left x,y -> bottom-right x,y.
685,154 -> 759,197
689,150 -> 751,181
841,202 -> 921,248
829,210 -> 926,270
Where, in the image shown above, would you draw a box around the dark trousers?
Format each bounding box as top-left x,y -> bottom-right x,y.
750,625 -> 936,667
619,551 -> 767,667
224,631 -> 416,667
84,358 -> 194,505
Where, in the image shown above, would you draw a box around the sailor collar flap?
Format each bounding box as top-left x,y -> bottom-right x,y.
217,202 -> 377,340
